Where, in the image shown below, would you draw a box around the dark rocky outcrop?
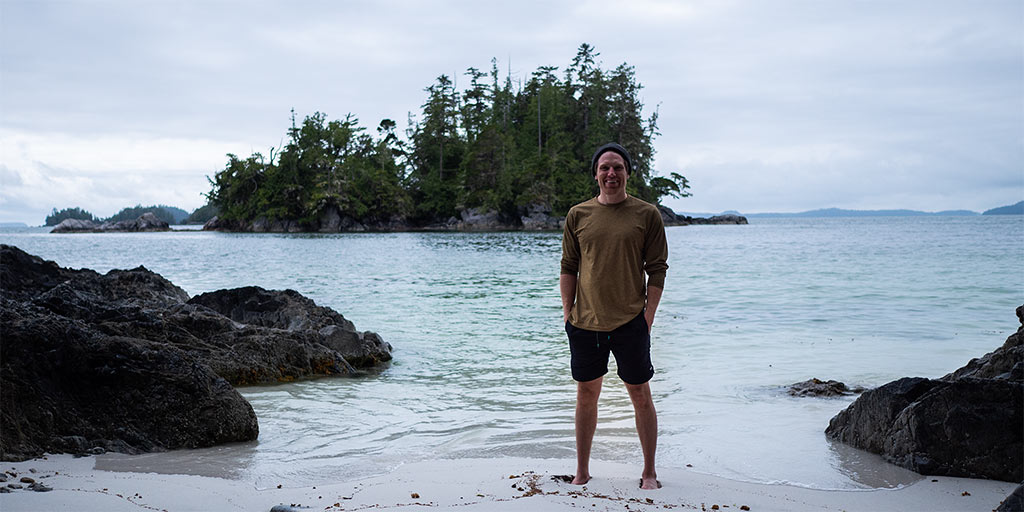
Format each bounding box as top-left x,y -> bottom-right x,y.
188,287 -> 392,369
456,207 -> 507,231
204,207 -> 412,233
825,305 -> 1024,482
51,212 -> 171,233
519,203 -> 563,231
205,204 -> 741,233
659,206 -> 748,226
0,244 -> 392,461
1,299 -> 259,461
787,378 -> 865,397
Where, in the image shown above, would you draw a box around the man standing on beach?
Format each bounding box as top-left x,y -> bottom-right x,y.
560,142 -> 668,490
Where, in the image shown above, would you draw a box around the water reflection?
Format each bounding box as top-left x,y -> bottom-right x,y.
96,441 -> 260,480
827,439 -> 923,488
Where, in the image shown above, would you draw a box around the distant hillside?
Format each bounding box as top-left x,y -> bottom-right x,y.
982,201 -> 1024,215
106,205 -> 189,224
744,208 -> 979,218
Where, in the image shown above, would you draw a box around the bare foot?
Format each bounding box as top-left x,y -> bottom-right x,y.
639,476 -> 661,490
570,474 -> 591,485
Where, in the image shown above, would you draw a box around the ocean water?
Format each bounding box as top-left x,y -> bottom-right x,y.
2,216 -> 1021,490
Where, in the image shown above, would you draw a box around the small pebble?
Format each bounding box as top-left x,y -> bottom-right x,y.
29,468 -> 37,474
28,482 -> 52,492
741,506 -> 750,511
712,506 -> 720,510
0,487 -> 10,493
8,484 -> 23,490
411,492 -> 420,499
962,491 -> 971,496
19,477 -> 34,484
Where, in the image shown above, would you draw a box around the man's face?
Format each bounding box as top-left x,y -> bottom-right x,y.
595,151 -> 628,196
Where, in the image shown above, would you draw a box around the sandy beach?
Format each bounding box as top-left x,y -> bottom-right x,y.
0,454 -> 1016,512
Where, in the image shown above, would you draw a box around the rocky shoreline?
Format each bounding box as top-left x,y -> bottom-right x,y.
50,212 -> 171,233
201,204 -> 748,233
0,245 -> 392,461
826,305 -> 1023,483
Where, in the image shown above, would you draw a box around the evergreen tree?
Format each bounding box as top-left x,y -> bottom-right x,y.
45,207 -> 96,226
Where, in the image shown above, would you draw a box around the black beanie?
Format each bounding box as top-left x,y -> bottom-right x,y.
590,143 -> 632,176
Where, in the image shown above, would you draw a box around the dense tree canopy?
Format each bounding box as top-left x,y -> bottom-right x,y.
106,205 -> 188,224
45,207 -> 96,226
46,205 -> 190,226
206,45 -> 690,227
184,203 -> 220,224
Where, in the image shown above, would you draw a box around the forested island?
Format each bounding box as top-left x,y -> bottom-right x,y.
203,45 -> 694,232
45,205 -> 206,226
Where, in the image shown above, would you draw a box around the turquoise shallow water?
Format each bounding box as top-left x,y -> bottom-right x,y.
2,216 -> 1021,490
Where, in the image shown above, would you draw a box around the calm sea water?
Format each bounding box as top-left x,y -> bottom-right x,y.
2,216 -> 1021,490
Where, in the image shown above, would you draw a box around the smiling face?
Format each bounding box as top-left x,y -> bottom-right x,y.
594,151 -> 629,201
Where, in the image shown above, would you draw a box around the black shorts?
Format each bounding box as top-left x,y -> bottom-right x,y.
565,311 -> 654,385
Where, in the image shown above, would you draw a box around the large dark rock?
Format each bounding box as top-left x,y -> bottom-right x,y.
0,244 -> 392,460
826,306 -> 1024,482
189,286 -> 393,370
0,298 -> 259,461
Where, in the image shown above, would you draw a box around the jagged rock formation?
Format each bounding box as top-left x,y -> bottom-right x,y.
51,212 -> 171,233
0,245 -> 391,461
825,305 -> 1024,482
787,378 -> 865,397
659,206 -> 748,226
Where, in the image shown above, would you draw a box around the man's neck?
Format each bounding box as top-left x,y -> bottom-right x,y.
597,192 -> 628,205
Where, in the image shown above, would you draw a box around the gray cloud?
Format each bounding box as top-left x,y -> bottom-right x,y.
1,0 -> 1021,223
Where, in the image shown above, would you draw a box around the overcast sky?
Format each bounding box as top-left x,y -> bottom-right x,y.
2,0 -> 1021,224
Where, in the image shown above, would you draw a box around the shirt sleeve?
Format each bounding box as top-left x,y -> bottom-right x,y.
643,207 -> 668,289
560,209 -> 580,276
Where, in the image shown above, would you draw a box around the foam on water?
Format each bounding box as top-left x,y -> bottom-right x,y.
3,216 -> 1021,489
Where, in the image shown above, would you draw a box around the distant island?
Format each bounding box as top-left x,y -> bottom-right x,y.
45,204 -> 217,227
675,204 -> 1023,218
743,208 -> 980,218
201,45 -> 692,233
983,201 -> 1024,215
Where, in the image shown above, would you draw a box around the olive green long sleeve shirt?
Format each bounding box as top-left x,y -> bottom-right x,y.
560,196 -> 668,331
